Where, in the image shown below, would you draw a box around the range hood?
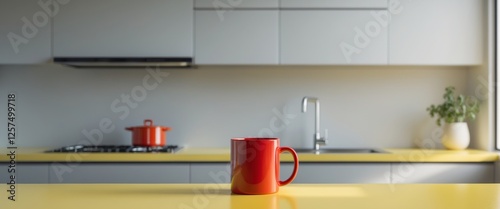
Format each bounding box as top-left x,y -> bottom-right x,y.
53,57 -> 193,68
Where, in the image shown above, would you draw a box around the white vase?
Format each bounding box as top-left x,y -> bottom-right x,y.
441,122 -> 470,150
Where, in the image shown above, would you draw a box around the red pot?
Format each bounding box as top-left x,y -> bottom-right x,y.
125,119 -> 171,147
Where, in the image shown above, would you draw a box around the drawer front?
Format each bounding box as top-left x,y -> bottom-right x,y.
195,0 -> 278,9
49,163 -> 190,183
280,0 -> 388,9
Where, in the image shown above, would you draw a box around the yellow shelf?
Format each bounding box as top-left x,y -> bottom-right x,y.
0,147 -> 498,162
1,184 -> 500,209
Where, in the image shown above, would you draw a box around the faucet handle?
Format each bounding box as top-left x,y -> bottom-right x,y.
321,129 -> 329,145
315,129 -> 328,145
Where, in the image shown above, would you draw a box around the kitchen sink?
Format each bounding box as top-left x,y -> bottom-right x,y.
292,148 -> 388,154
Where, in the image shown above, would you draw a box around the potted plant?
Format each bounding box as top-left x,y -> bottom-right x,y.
427,86 -> 479,150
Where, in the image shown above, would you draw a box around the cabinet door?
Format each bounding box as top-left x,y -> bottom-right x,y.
195,0 -> 278,8
190,163 -> 231,183
48,163 -> 189,183
389,0 -> 482,65
280,0 -> 387,9
391,163 -> 494,183
53,0 -> 193,57
0,163 -> 49,183
280,10 -> 388,65
280,163 -> 391,183
0,0 -> 52,64
496,161 -> 500,183
195,11 -> 279,64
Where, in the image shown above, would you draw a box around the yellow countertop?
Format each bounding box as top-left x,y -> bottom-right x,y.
0,147 -> 498,163
1,184 -> 499,209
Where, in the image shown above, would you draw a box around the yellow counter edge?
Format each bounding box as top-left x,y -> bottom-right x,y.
0,148 -> 498,163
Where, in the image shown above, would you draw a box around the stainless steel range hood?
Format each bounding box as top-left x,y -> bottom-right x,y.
53,57 -> 193,68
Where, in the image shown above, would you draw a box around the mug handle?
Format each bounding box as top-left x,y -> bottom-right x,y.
278,147 -> 299,186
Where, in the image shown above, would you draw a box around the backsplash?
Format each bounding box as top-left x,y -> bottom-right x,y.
0,65 -> 468,148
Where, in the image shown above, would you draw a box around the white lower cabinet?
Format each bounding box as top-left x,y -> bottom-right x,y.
391,163 -> 494,183
190,163 -> 231,183
281,163 -> 391,183
279,0 -> 388,9
192,162 -> 496,184
48,163 -> 189,183
195,0 -> 279,9
190,163 -> 391,184
0,163 -> 49,183
2,162 -> 494,183
496,161 -> 500,183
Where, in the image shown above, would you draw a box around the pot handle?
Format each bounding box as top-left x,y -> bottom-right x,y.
125,127 -> 133,131
144,119 -> 153,126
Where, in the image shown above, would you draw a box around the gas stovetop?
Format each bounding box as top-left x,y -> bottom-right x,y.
46,145 -> 181,153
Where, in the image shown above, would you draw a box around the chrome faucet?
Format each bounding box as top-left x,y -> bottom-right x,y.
302,97 -> 328,151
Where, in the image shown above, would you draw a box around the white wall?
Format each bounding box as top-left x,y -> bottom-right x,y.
0,65 -> 468,148
467,0 -> 495,151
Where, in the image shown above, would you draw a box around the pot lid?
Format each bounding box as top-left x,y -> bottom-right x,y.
125,119 -> 171,131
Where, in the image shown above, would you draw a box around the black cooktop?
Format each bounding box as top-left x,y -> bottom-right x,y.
46,145 -> 181,153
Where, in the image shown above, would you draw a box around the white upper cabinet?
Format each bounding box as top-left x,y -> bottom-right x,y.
1,0 -> 484,66
280,10 -> 388,65
53,0 -> 193,57
195,0 -> 278,8
0,0 -> 52,64
280,0 -> 387,9
389,0 -> 483,65
195,10 -> 279,64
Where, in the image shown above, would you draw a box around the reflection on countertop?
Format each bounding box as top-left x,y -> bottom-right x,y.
1,184 -> 500,209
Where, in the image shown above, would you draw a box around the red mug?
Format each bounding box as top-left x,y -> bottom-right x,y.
230,138 -> 299,195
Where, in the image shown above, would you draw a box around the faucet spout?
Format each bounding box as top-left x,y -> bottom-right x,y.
301,97 -> 313,112
302,97 -> 326,150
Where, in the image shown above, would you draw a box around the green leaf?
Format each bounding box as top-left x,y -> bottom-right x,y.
427,86 -> 479,125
